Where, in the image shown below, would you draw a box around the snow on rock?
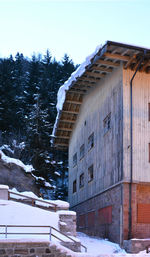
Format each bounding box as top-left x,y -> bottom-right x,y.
0,150 -> 34,173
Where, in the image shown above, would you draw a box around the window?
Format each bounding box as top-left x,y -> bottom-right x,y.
88,164 -> 94,182
73,153 -> 77,167
79,173 -> 84,188
73,180 -> 77,193
88,132 -> 94,150
80,144 -> 85,160
98,206 -> 112,225
103,113 -> 111,134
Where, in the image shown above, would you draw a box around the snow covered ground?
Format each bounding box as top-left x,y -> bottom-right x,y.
0,199 -> 149,256
78,232 -> 125,255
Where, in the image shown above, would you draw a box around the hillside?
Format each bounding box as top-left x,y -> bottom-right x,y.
0,52 -> 77,200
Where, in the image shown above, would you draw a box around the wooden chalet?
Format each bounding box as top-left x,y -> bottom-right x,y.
52,41 -> 150,246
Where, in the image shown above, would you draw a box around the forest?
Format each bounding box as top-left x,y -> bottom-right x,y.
0,50 -> 77,200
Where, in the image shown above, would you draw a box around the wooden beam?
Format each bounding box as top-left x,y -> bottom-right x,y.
66,100 -> 82,104
57,127 -> 73,132
55,143 -> 68,147
103,52 -> 130,61
56,136 -> 70,139
68,89 -> 87,95
62,110 -> 79,114
141,60 -> 150,72
124,55 -> 136,69
80,77 -> 100,83
90,66 -> 112,73
60,119 -> 76,124
85,71 -> 105,78
96,59 -> 120,67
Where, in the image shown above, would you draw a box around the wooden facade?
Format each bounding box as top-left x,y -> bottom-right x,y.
53,41 -> 150,244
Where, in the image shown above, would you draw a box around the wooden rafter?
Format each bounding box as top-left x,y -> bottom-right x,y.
80,76 -> 100,82
91,66 -> 112,73
96,59 -> 120,67
66,100 -> 82,105
60,119 -> 76,124
62,110 -> 79,114
85,71 -> 105,78
56,136 -> 70,139
57,127 -> 73,132
141,60 -> 150,72
103,52 -> 130,61
124,54 -> 137,69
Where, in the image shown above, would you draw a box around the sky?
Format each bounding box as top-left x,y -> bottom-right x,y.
0,0 -> 150,64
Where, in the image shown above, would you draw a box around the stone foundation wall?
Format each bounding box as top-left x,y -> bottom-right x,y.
0,239 -> 77,257
71,184 -> 122,244
124,239 -> 150,253
58,211 -> 77,237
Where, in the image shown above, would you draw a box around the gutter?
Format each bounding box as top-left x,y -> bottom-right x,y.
128,51 -> 146,240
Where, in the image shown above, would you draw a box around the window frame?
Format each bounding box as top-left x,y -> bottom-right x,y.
79,173 -> 84,188
88,164 -> 94,183
103,113 -> 111,134
73,153 -> 77,167
80,144 -> 85,160
73,179 -> 77,193
88,132 -> 94,151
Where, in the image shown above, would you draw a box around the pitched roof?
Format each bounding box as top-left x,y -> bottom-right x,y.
52,40 -> 150,149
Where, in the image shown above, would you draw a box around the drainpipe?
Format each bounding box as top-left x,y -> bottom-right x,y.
128,51 -> 146,240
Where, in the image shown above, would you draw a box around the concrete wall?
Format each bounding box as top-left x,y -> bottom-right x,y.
69,66 -> 123,208
123,69 -> 150,183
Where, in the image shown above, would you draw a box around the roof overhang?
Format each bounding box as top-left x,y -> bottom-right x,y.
52,40 -> 150,149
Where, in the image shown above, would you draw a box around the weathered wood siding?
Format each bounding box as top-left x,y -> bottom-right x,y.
69,67 -> 123,207
123,69 -> 150,182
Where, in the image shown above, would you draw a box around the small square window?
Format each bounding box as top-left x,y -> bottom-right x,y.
88,164 -> 94,182
88,133 -> 94,150
103,113 -> 111,134
73,180 -> 77,193
80,144 -> 85,160
79,173 -> 84,188
73,153 -> 77,167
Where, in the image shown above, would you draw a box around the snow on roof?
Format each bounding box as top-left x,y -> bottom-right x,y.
52,43 -> 103,138
0,150 -> 34,173
52,40 -> 150,148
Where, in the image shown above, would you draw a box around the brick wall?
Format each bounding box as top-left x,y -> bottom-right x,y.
72,184 -> 122,244
123,183 -> 150,240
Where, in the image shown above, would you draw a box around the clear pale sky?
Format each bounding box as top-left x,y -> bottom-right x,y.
0,0 -> 150,64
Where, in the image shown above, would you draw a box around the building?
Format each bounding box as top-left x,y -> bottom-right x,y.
52,41 -> 150,244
